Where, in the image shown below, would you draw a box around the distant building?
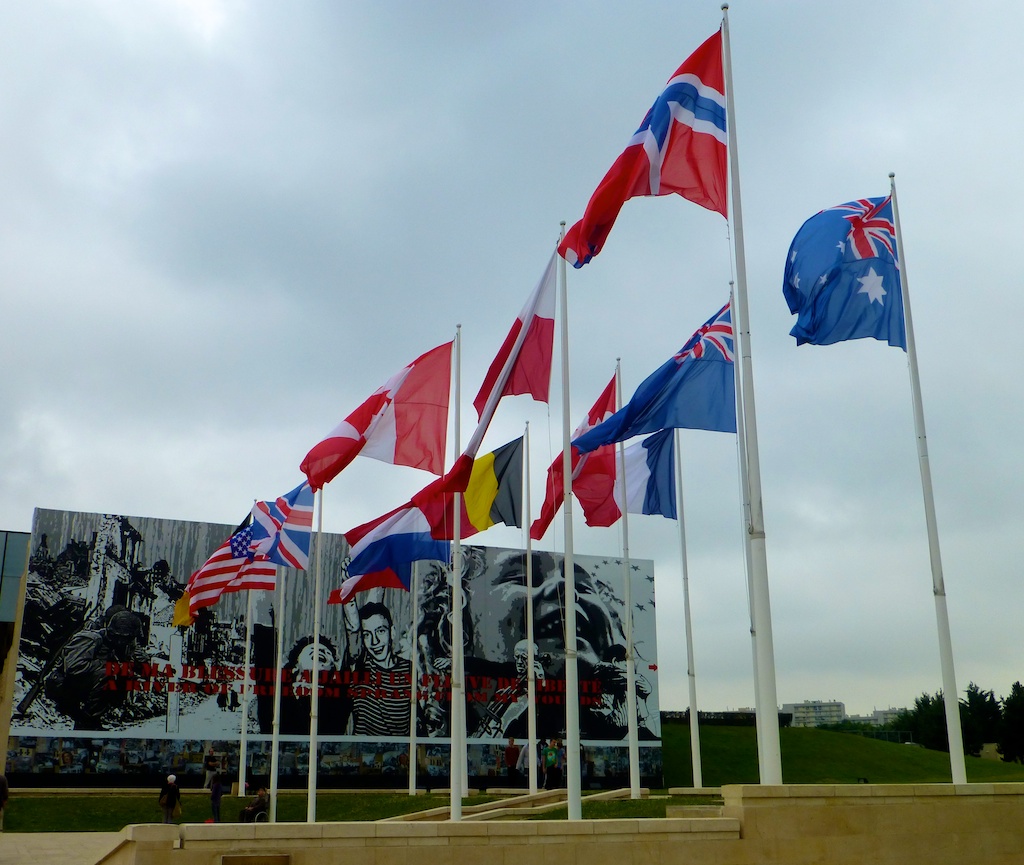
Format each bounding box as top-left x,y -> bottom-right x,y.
782,700 -> 846,727
847,707 -> 905,727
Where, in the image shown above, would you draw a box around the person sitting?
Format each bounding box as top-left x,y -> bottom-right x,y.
239,786 -> 269,823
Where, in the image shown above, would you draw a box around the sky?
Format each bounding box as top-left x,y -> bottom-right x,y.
2,0 -> 1022,719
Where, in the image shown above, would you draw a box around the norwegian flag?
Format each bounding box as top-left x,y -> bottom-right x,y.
830,197 -> 897,261
559,29 -> 727,268
573,302 -> 737,454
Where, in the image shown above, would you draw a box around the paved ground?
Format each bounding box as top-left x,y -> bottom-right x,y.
0,831 -> 123,865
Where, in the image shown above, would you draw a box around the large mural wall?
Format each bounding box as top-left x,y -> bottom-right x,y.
7,508 -> 661,786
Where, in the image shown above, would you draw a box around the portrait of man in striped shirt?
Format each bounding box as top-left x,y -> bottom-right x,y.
349,601 -> 413,736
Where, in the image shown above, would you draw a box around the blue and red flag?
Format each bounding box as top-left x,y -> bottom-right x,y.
249,481 -> 315,571
331,501 -> 450,605
783,196 -> 906,349
573,302 -> 736,454
559,29 -> 727,268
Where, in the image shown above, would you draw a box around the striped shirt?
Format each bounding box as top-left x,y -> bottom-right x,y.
350,658 -> 413,736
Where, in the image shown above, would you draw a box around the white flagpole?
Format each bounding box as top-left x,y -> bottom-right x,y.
408,561 -> 420,796
306,490 -> 324,822
722,4 -> 783,784
449,324 -> 465,821
525,422 -> 539,795
269,569 -> 286,821
238,588 -> 255,796
612,362 -> 642,799
673,430 -> 703,789
729,281 -> 766,766
558,222 -> 583,820
889,173 -> 967,784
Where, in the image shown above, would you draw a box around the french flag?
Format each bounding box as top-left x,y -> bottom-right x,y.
559,29 -> 727,268
330,502 -> 450,605
301,341 -> 452,491
615,429 -> 677,519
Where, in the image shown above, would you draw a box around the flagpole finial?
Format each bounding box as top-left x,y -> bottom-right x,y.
721,3 -> 729,10
889,172 -> 896,179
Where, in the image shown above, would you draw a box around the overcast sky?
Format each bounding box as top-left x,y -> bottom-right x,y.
2,0 -> 1022,719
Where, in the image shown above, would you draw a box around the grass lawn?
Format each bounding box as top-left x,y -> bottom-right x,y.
7,722 -> 1024,832
662,723 -> 1024,786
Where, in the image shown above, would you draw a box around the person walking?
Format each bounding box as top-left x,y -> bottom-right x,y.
159,774 -> 181,824
209,772 -> 224,823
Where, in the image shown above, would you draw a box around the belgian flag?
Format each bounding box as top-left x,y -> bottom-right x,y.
462,437 -> 524,533
419,437 -> 524,540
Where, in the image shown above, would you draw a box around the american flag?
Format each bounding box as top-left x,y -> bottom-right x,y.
187,522 -> 276,616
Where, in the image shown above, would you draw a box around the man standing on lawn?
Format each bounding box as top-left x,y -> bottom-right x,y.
203,748 -> 219,788
504,736 -> 521,785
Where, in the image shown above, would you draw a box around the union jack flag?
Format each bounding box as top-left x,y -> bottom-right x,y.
249,480 -> 315,570
829,197 -> 897,261
675,302 -> 733,364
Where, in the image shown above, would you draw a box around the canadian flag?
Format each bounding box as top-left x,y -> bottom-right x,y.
530,375 -> 619,540
300,341 -> 453,491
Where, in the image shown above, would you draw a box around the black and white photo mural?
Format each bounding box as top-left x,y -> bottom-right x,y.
8,508 -> 661,787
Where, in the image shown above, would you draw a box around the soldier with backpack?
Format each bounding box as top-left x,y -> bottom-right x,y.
45,609 -> 148,730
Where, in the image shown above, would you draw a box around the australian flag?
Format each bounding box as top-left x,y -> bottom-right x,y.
784,196 -> 907,350
573,302 -> 736,454
559,29 -> 727,268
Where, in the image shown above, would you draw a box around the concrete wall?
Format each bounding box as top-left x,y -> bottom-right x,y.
105,783 -> 1024,865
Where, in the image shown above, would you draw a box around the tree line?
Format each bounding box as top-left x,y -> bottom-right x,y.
884,681 -> 1024,761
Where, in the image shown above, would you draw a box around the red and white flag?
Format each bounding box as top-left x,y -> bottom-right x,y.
530,375 -> 620,540
301,341 -> 453,491
472,251 -> 556,424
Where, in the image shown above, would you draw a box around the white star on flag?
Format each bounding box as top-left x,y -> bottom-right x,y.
856,267 -> 887,304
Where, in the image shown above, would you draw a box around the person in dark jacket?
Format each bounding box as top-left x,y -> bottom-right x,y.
209,773 -> 224,822
239,787 -> 269,823
159,774 -> 181,824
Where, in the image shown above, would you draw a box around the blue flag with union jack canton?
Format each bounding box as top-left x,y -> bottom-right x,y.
573,302 -> 736,454
784,196 -> 906,350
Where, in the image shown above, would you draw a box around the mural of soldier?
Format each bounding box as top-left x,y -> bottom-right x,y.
44,608 -> 149,730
